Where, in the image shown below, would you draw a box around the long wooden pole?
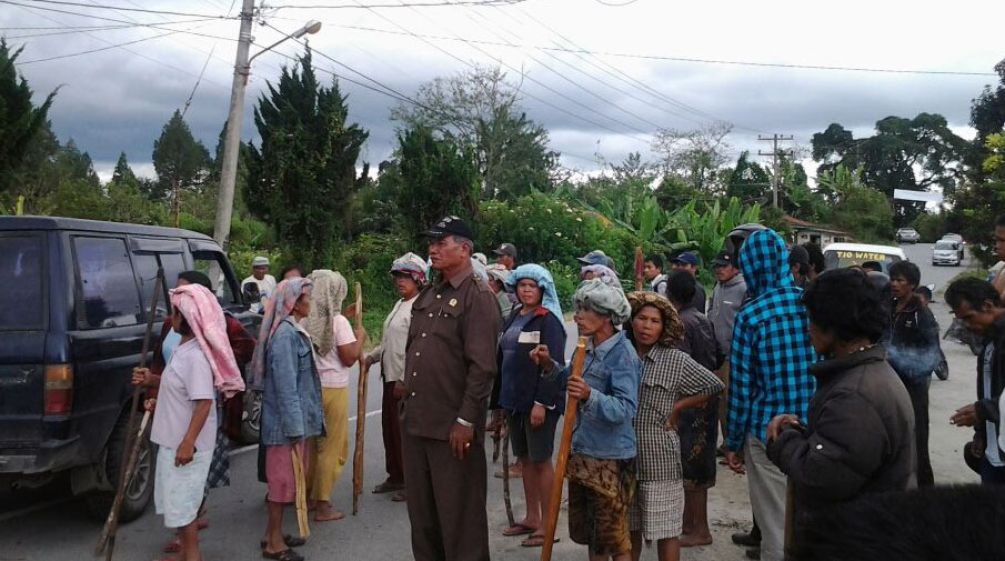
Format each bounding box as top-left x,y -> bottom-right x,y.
351,282 -> 368,515
634,246 -> 644,292
501,431 -> 515,527
540,337 -> 588,561
96,268 -> 164,557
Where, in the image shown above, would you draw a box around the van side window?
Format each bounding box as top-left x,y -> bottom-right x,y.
74,237 -> 141,329
192,251 -> 238,307
0,235 -> 44,330
132,253 -> 186,321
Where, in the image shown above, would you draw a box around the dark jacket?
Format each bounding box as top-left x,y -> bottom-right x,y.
887,294 -> 941,384
490,307 -> 567,414
767,346 -> 916,551
975,316 -> 1005,446
673,303 -> 719,371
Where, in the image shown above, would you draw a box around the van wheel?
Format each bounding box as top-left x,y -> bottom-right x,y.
84,412 -> 156,523
240,390 -> 262,444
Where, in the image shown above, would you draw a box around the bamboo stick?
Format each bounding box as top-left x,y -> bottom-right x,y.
501,431 -> 515,528
96,268 -> 164,558
634,246 -> 644,292
540,336 -> 588,561
351,282 -> 368,515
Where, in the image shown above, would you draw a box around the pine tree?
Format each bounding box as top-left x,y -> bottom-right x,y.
0,39 -> 57,193
152,110 -> 211,220
245,47 -> 369,268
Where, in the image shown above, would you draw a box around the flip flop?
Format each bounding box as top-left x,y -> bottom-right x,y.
372,481 -> 405,494
262,549 -> 304,561
391,491 -> 407,502
521,535 -> 560,547
162,538 -> 182,553
259,535 -> 307,549
502,523 -> 536,537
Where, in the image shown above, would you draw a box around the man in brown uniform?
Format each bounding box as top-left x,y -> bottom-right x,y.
402,216 -> 502,561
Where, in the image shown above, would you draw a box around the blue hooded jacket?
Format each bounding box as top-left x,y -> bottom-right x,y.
726,229 -> 817,451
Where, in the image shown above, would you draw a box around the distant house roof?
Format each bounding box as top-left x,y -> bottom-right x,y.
782,215 -> 849,235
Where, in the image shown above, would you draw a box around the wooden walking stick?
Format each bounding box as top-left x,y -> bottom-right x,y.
351,282 -> 369,515
96,268 -> 164,558
540,336 -> 588,561
634,246 -> 644,292
501,431 -> 515,527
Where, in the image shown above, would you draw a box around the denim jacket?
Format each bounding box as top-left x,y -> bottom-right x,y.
556,330 -> 640,460
260,318 -> 324,446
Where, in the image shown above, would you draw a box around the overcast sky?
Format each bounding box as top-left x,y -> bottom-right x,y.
2,0 -> 1002,181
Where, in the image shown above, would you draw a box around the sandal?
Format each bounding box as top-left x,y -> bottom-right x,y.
372,480 -> 405,494
262,548 -> 304,561
521,534 -> 559,547
162,538 -> 181,553
259,535 -> 307,549
391,491 -> 407,502
502,523 -> 536,537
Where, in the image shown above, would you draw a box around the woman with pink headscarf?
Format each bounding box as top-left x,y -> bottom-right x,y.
136,283 -> 244,561
251,278 -> 323,561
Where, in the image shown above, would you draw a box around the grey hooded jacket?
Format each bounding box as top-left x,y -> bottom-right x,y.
709,273 -> 747,358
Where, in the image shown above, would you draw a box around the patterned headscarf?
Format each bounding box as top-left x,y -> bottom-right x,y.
580,264 -> 621,288
169,284 -> 246,399
573,278 -> 631,324
305,270 -> 348,357
249,277 -> 313,387
626,291 -> 684,347
390,252 -> 428,287
506,264 -> 563,321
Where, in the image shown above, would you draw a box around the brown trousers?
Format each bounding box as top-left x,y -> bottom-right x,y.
381,381 -> 404,485
402,433 -> 489,561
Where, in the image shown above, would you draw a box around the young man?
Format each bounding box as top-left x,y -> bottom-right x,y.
643,253 -> 668,297
945,277 -> 1005,484
241,256 -> 277,314
492,243 -> 518,271
725,230 -> 816,561
788,246 -> 811,288
708,251 -> 747,442
671,251 -> 706,313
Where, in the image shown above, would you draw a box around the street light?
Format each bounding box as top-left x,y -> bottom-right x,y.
212,6 -> 323,249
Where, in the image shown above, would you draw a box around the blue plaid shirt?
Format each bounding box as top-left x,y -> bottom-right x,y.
726,230 -> 816,451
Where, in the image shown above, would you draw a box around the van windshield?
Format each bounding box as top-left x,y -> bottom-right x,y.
0,236 -> 44,330
934,241 -> 957,250
824,248 -> 902,272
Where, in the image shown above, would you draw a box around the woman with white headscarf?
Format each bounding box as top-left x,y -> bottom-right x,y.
531,279 -> 641,560
366,253 -> 427,501
305,270 -> 366,522
252,277 -> 323,561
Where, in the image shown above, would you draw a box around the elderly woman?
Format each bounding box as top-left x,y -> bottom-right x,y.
491,264 -> 568,547
624,291 -> 723,561
251,278 -> 324,561
137,283 -> 245,561
305,270 -> 366,522
531,279 -> 639,561
366,253 -> 427,502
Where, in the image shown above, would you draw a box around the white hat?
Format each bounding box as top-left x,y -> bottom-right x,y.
252,256 -> 270,267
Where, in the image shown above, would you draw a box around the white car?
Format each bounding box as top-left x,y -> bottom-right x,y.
932,240 -> 962,266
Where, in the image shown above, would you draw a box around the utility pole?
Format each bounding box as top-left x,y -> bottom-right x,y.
758,134 -> 794,208
212,0 -> 255,249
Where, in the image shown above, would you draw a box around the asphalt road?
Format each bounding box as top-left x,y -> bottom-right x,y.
0,243 -> 986,561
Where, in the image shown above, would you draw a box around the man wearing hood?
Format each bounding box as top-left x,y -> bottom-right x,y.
724,229 -> 817,561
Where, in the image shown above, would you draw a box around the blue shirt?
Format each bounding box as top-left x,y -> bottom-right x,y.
558,330 -> 641,460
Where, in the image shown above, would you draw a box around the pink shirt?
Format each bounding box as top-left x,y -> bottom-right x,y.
315,315 -> 356,388
150,339 -> 217,452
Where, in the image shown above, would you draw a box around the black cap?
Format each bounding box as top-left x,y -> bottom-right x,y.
423,215 -> 475,241
788,245 -> 810,266
711,250 -> 734,268
492,243 -> 517,259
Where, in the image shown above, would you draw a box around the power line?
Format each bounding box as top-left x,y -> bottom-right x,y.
18,27 -> 185,63
181,45 -> 216,117
16,0 -> 233,18
2,18 -> 230,39
323,22 -> 997,78
268,0 -> 525,9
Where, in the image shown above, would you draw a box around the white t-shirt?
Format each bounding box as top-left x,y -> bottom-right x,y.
315,315 -> 357,389
151,339 -> 217,453
242,274 -> 277,313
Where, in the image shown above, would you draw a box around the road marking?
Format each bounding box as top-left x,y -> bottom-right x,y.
229,408 -> 383,457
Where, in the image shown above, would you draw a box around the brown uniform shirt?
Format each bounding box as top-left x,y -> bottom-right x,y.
402,263 -> 502,441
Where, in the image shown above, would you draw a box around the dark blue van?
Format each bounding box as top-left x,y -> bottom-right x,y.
0,216 -> 258,521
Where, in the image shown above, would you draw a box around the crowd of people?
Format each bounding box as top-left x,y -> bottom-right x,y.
132,212 -> 1005,561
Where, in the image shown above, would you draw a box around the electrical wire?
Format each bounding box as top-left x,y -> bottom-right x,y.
269,0 -> 525,9
181,45 -> 216,117
3,18 -> 230,39
15,0 -> 233,18
18,27 -> 185,63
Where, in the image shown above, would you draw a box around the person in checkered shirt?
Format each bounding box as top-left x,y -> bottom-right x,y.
723,229 -> 817,561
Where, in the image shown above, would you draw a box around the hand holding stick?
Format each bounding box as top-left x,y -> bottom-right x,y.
540,337 -> 587,561
351,282 -> 369,515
